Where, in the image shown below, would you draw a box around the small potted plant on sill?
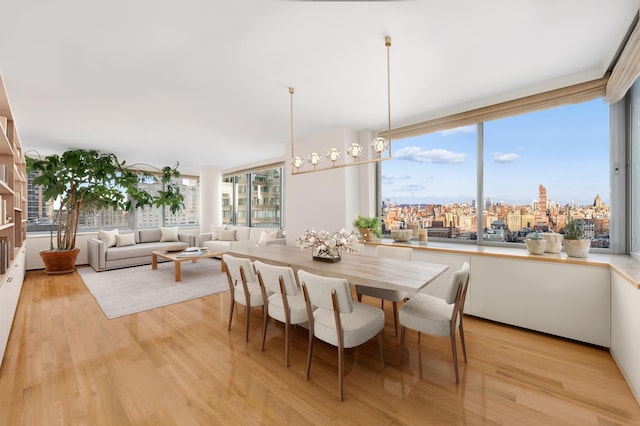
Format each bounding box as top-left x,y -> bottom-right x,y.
525,232 -> 546,255
562,219 -> 591,258
352,215 -> 382,242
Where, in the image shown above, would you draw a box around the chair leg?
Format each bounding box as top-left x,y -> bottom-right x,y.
459,316 -> 468,363
400,326 -> 405,365
285,321 -> 291,367
418,331 -> 421,344
306,331 -> 314,381
245,304 -> 251,342
227,299 -> 235,332
392,301 -> 399,337
377,330 -> 385,368
261,312 -> 269,352
450,331 -> 459,384
338,345 -> 344,401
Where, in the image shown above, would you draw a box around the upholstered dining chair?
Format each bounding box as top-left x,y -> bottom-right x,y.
355,245 -> 413,336
298,269 -> 385,401
254,260 -> 308,367
399,262 -> 471,384
223,254 -> 265,342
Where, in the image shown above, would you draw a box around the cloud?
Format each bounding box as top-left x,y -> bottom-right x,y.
381,173 -> 411,183
399,184 -> 426,192
394,146 -> 466,163
492,152 -> 519,163
440,125 -> 475,136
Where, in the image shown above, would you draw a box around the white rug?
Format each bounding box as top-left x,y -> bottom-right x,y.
78,259 -> 229,319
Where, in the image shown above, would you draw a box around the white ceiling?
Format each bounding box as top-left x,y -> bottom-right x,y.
0,1 -> 637,174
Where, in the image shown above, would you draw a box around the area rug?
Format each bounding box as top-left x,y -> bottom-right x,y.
77,259 -> 229,319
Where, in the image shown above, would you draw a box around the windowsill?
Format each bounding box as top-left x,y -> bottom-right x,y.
366,238 -> 640,290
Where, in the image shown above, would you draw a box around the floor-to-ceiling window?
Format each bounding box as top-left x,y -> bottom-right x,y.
224,166 -> 283,228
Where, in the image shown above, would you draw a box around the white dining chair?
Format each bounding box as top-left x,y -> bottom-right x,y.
223,254 -> 265,342
254,260 -> 308,367
355,245 -> 413,336
298,269 -> 385,401
399,262 -> 471,384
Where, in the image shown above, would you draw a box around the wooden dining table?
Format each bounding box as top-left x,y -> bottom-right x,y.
226,245 -> 449,293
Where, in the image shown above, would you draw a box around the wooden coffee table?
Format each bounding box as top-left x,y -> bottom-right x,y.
152,249 -> 224,282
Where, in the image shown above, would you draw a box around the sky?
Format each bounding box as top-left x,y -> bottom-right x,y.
381,98 -> 610,207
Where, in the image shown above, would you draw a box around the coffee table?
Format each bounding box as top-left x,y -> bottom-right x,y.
152,249 -> 224,282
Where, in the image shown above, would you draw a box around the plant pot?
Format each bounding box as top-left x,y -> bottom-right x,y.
540,232 -> 563,253
525,239 -> 546,255
391,229 -> 413,242
358,227 -> 378,242
40,248 -> 80,274
563,239 -> 591,258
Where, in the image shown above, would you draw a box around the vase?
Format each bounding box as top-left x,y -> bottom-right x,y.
39,248 -> 80,274
312,246 -> 341,263
563,239 -> 591,258
540,232 -> 563,253
525,239 -> 546,255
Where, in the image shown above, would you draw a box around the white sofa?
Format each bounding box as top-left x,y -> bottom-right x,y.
87,228 -> 196,271
200,225 -> 285,253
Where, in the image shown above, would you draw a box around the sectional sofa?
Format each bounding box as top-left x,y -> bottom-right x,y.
87,227 -> 196,271
199,225 -> 285,253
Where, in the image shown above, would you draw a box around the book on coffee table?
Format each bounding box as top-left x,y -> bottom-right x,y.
176,250 -> 204,257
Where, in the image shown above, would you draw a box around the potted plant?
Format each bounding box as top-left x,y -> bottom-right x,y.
27,149 -> 184,274
525,232 -> 546,255
352,215 -> 382,242
562,219 -> 591,258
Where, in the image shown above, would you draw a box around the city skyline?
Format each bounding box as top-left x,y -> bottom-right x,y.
382,98 -> 609,207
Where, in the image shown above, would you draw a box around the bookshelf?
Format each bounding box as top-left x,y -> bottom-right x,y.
0,73 -> 27,366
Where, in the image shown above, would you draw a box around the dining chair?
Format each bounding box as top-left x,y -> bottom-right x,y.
223,254 -> 265,342
399,262 -> 471,384
355,245 -> 413,336
298,269 -> 385,401
254,260 -> 308,367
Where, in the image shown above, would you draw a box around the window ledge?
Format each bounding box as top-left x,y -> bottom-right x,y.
366,239 -> 640,290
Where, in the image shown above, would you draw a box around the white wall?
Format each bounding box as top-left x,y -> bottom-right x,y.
285,126 -> 364,244
611,272 -> 640,404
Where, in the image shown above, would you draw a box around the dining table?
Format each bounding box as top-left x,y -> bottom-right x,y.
226,245 -> 449,293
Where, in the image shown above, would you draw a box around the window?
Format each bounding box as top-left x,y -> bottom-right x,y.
27,171 -> 200,232
224,167 -> 283,228
380,98 -> 612,248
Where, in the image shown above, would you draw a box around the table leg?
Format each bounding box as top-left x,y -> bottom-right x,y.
152,253 -> 158,270
175,261 -> 182,282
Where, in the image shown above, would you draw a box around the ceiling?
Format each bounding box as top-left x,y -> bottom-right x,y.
0,1 -> 637,174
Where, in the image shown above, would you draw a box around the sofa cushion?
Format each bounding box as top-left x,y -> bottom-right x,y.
231,226 -> 251,241
219,230 -> 236,241
98,229 -> 118,248
160,226 -> 179,242
115,233 -> 136,247
210,225 -> 226,241
139,229 -> 162,243
257,230 -> 279,246
106,242 -> 185,261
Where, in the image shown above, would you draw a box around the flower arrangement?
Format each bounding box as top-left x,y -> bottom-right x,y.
297,229 -> 361,262
526,232 -> 542,240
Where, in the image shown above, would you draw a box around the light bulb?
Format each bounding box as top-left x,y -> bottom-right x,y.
327,148 -> 341,163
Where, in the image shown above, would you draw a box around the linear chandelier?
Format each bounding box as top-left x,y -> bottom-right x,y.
290,36 -> 393,175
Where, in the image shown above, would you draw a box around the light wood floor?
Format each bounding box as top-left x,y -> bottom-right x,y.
1,267 -> 639,425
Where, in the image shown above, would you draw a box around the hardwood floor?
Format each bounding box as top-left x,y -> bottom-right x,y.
1,268 -> 639,425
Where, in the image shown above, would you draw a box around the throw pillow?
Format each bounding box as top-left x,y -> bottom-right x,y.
257,230 -> 279,246
98,229 -> 118,248
115,233 -> 136,247
210,225 -> 226,241
160,226 -> 179,242
219,229 -> 236,241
